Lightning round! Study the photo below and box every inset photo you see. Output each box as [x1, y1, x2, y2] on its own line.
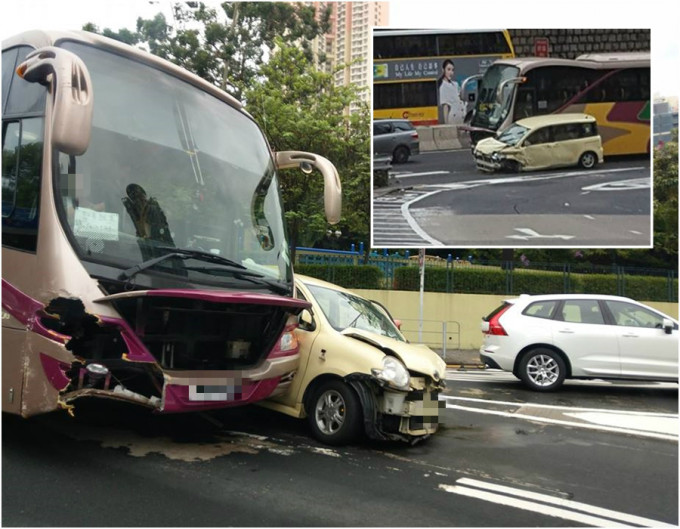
[372, 29, 652, 248]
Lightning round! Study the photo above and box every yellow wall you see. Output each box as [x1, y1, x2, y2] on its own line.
[352, 289, 679, 350]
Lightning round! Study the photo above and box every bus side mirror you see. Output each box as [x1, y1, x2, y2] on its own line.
[663, 318, 674, 334]
[17, 46, 93, 156]
[275, 151, 342, 224]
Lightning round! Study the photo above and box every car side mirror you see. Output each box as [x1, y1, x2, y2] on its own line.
[275, 151, 342, 224]
[662, 318, 674, 335]
[17, 46, 93, 155]
[299, 309, 316, 332]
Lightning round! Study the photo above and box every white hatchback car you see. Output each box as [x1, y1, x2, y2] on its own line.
[480, 294, 678, 391]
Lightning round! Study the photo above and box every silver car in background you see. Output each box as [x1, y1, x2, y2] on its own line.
[373, 119, 420, 164]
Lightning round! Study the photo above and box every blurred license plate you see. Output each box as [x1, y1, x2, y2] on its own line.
[189, 385, 241, 401]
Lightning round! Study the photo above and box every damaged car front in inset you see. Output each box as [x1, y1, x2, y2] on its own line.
[261, 275, 447, 445]
[473, 113, 604, 173]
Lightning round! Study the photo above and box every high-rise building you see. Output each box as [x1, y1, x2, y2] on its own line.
[307, 2, 389, 111]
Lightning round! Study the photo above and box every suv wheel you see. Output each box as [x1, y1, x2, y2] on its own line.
[578, 151, 597, 169]
[392, 146, 410, 164]
[519, 348, 566, 391]
[307, 380, 363, 445]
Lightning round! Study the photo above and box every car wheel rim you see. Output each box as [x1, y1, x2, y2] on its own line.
[527, 355, 559, 386]
[582, 154, 595, 168]
[315, 389, 346, 435]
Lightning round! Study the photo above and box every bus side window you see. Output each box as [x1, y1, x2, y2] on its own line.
[2, 118, 44, 252]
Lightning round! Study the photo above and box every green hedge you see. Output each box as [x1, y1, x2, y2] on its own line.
[392, 265, 677, 301]
[295, 264, 383, 289]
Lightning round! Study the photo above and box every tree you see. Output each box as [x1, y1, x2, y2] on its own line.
[84, 2, 330, 100]
[243, 41, 370, 258]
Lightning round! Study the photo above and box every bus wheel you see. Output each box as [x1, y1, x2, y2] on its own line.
[392, 146, 410, 164]
[579, 151, 597, 169]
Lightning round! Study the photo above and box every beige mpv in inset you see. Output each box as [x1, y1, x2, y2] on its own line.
[473, 113, 604, 173]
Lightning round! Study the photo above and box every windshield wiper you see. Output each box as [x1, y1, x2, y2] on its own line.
[155, 246, 248, 269]
[119, 248, 254, 282]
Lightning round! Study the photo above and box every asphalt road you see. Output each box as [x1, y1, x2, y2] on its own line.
[3, 372, 677, 527]
[373, 150, 652, 247]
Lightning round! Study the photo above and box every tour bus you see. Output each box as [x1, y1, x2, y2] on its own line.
[373, 29, 515, 125]
[1, 30, 342, 417]
[463, 52, 651, 155]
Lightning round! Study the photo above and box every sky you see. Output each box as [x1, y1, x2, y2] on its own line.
[0, 0, 677, 97]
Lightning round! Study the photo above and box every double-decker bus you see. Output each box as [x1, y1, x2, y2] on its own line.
[373, 29, 515, 125]
[464, 52, 651, 155]
[1, 30, 342, 417]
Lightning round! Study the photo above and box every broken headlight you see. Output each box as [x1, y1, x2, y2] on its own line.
[372, 356, 410, 391]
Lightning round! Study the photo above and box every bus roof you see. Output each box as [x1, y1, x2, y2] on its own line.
[2, 29, 243, 111]
[373, 28, 507, 37]
[490, 53, 649, 70]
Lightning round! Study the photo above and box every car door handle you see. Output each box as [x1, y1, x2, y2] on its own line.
[558, 329, 575, 334]
[622, 334, 639, 338]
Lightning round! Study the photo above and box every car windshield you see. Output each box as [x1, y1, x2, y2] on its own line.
[55, 42, 291, 291]
[497, 123, 529, 146]
[471, 63, 520, 130]
[306, 283, 405, 341]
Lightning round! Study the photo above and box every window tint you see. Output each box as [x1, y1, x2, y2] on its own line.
[524, 127, 551, 146]
[373, 122, 392, 135]
[605, 300, 673, 329]
[393, 121, 415, 132]
[581, 68, 650, 104]
[374, 81, 437, 110]
[558, 300, 605, 325]
[2, 48, 19, 113]
[2, 118, 44, 252]
[3, 46, 47, 117]
[374, 32, 512, 59]
[521, 66, 600, 115]
[523, 300, 558, 319]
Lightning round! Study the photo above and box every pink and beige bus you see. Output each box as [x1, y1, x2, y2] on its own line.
[463, 52, 651, 156]
[1, 30, 341, 417]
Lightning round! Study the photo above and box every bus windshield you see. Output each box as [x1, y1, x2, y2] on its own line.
[55, 42, 291, 291]
[471, 63, 520, 130]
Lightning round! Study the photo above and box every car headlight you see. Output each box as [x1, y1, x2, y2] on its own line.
[491, 152, 504, 161]
[371, 356, 410, 391]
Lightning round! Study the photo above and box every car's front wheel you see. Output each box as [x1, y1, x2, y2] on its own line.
[307, 380, 363, 445]
[518, 348, 566, 391]
[578, 151, 598, 169]
[392, 146, 410, 164]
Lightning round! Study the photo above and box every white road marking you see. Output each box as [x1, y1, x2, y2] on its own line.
[506, 227, 575, 240]
[441, 396, 678, 441]
[400, 190, 444, 246]
[394, 170, 450, 178]
[564, 411, 679, 436]
[582, 178, 651, 191]
[438, 478, 674, 528]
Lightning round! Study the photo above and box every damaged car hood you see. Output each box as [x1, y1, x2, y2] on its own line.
[474, 137, 512, 155]
[341, 328, 447, 380]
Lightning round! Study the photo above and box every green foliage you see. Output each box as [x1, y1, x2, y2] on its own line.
[653, 131, 678, 263]
[391, 264, 677, 301]
[244, 41, 370, 253]
[295, 264, 383, 289]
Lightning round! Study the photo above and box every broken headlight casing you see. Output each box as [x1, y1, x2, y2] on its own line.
[371, 356, 410, 391]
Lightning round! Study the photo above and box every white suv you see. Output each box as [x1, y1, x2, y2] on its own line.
[480, 294, 678, 391]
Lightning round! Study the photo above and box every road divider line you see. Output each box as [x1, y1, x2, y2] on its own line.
[440, 395, 678, 417]
[438, 484, 635, 527]
[400, 190, 444, 246]
[444, 403, 678, 442]
[394, 171, 450, 178]
[449, 478, 675, 528]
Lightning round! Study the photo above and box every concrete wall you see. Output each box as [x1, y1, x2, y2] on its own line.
[352, 289, 679, 350]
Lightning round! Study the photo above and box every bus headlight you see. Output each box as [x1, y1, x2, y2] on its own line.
[372, 356, 410, 391]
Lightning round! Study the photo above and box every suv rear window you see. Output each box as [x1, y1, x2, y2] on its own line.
[522, 300, 558, 319]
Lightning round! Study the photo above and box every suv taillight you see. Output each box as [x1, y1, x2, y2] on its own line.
[484, 303, 511, 336]
[411, 132, 419, 139]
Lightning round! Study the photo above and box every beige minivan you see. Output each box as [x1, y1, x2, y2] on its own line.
[261, 275, 447, 445]
[473, 113, 604, 173]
